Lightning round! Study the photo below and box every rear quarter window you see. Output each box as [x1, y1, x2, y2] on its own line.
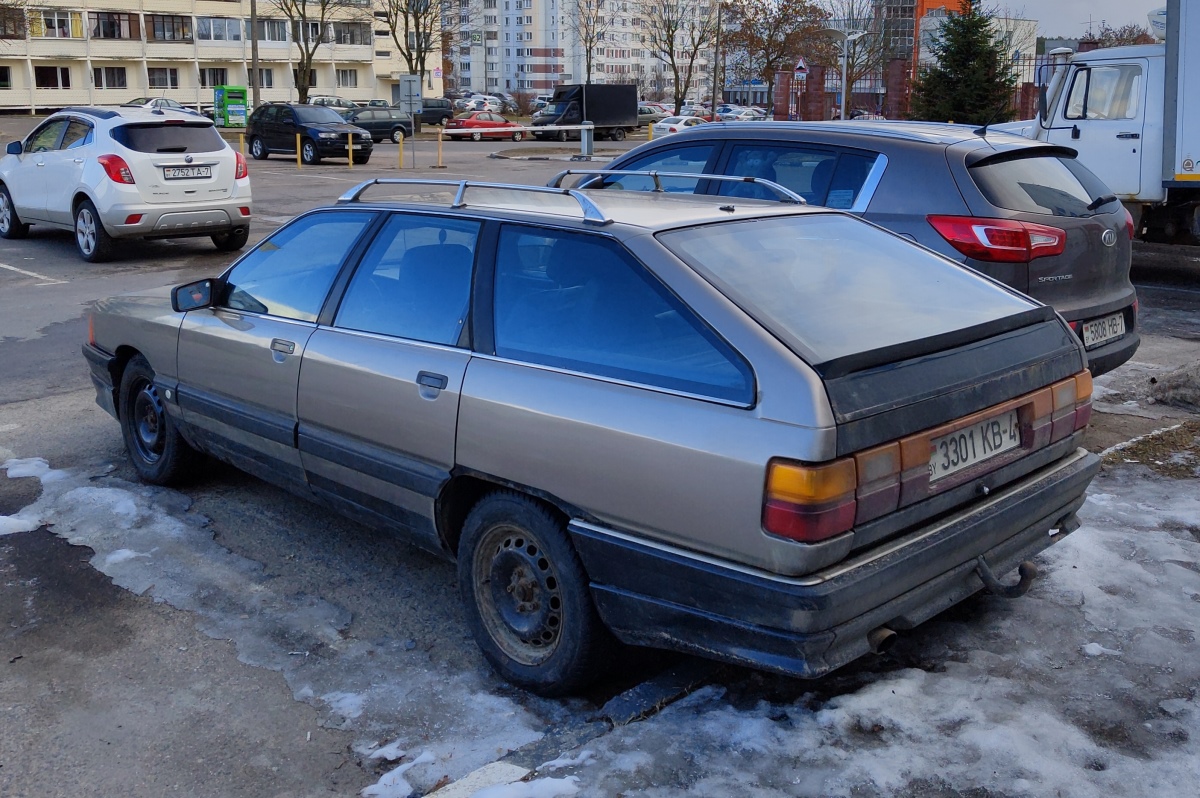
[970, 154, 1111, 217]
[111, 123, 226, 153]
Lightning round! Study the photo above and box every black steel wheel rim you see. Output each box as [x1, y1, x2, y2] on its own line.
[130, 378, 165, 464]
[474, 525, 562, 666]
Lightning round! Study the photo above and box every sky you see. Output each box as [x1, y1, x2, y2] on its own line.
[1004, 1, 1165, 38]
[3, 418, 1200, 796]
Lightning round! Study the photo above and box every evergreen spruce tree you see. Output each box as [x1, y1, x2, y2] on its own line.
[909, 1, 1017, 124]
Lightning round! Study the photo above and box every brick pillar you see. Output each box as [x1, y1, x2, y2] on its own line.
[802, 65, 825, 120]
[773, 72, 792, 120]
[885, 58, 909, 120]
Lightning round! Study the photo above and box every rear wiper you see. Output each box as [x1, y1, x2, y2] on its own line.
[156, 146, 188, 153]
[1087, 193, 1117, 211]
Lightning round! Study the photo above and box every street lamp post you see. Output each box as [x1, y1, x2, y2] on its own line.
[823, 28, 866, 120]
[710, 3, 724, 119]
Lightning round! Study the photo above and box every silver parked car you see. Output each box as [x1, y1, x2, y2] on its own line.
[84, 179, 1100, 695]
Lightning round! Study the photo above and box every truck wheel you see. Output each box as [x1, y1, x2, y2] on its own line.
[458, 491, 614, 696]
[611, 128, 626, 142]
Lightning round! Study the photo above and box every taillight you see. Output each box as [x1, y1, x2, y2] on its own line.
[97, 154, 135, 184]
[927, 215, 1066, 263]
[235, 151, 248, 180]
[1123, 207, 1135, 239]
[763, 459, 857, 543]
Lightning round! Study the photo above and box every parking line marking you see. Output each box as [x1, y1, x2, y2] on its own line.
[0, 263, 67, 285]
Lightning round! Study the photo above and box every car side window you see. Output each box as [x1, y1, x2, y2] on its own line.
[60, 120, 93, 150]
[258, 106, 278, 124]
[220, 211, 376, 322]
[493, 226, 754, 403]
[335, 214, 479, 345]
[25, 120, 68, 153]
[598, 144, 716, 192]
[716, 145, 837, 203]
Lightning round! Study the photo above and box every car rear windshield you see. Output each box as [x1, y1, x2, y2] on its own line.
[970, 153, 1116, 216]
[112, 123, 225, 153]
[657, 214, 1039, 367]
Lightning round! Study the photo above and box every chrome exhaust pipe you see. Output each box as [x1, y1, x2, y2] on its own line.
[867, 626, 897, 655]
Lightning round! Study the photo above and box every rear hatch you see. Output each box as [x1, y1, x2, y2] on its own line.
[111, 120, 236, 205]
[951, 146, 1135, 323]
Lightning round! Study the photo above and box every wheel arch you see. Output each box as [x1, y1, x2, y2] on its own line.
[108, 345, 145, 419]
[436, 471, 576, 560]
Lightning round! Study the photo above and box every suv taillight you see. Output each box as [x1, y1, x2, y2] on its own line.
[97, 154, 135, 185]
[927, 215, 1066, 263]
[235, 151, 248, 180]
[1123, 206, 1135, 239]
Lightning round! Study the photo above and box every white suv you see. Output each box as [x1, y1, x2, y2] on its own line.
[0, 106, 251, 262]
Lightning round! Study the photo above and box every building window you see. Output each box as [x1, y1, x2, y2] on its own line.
[34, 65, 71, 88]
[93, 66, 127, 89]
[337, 68, 358, 88]
[147, 67, 179, 89]
[147, 15, 192, 42]
[256, 68, 274, 88]
[198, 17, 242, 41]
[333, 21, 371, 44]
[0, 66, 12, 88]
[250, 19, 289, 42]
[35, 10, 82, 38]
[89, 12, 138, 40]
[0, 8, 24, 40]
[292, 69, 317, 87]
[199, 68, 228, 88]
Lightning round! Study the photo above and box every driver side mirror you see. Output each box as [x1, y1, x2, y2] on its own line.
[6, 141, 21, 155]
[172, 279, 215, 312]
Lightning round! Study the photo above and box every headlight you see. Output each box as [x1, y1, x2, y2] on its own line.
[318, 132, 339, 139]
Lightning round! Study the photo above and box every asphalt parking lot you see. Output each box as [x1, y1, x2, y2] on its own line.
[1, 112, 1199, 797]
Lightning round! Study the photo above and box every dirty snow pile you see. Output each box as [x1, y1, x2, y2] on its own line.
[3, 456, 1198, 797]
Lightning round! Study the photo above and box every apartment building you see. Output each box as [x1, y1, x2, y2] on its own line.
[0, 1, 442, 112]
[445, 0, 714, 100]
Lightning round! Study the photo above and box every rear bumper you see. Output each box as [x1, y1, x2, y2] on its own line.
[98, 196, 252, 239]
[570, 445, 1099, 679]
[1084, 331, 1140, 377]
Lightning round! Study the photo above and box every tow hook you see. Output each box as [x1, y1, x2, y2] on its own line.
[975, 556, 1038, 599]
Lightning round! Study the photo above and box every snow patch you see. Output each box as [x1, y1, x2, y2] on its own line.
[361, 751, 435, 798]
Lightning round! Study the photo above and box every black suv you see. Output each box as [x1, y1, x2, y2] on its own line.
[592, 121, 1139, 376]
[246, 103, 372, 165]
[414, 97, 454, 126]
[340, 107, 413, 143]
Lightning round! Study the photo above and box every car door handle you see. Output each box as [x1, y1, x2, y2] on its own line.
[416, 371, 448, 390]
[1115, 132, 1140, 139]
[270, 338, 296, 355]
[35, 161, 45, 167]
[73, 158, 85, 163]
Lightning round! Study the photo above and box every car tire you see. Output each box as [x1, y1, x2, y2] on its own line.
[471, 131, 483, 142]
[439, 115, 450, 126]
[556, 130, 568, 143]
[211, 226, 249, 252]
[511, 130, 524, 142]
[119, 355, 200, 486]
[391, 128, 405, 144]
[611, 127, 626, 142]
[0, 184, 30, 239]
[458, 490, 614, 696]
[249, 136, 269, 160]
[74, 199, 114, 263]
[300, 138, 320, 165]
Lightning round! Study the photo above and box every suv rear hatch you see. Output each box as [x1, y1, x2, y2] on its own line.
[110, 120, 236, 205]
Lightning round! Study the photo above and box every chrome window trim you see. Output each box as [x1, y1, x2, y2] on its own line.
[849, 152, 888, 214]
[469, 351, 756, 410]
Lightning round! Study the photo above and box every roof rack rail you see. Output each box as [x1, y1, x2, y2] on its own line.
[60, 106, 120, 120]
[336, 179, 612, 225]
[546, 169, 807, 204]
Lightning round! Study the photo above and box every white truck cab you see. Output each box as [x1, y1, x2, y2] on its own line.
[1001, 0, 1198, 243]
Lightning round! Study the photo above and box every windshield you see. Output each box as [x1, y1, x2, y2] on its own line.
[544, 101, 574, 115]
[295, 106, 345, 124]
[657, 215, 1038, 365]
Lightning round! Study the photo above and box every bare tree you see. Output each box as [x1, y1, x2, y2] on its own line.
[818, 0, 890, 109]
[566, 0, 611, 84]
[638, 0, 717, 114]
[724, 0, 828, 112]
[382, 0, 444, 83]
[1091, 21, 1155, 47]
[269, 0, 367, 103]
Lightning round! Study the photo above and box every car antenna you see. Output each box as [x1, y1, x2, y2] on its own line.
[973, 100, 1010, 137]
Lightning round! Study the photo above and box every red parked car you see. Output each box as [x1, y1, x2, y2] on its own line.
[445, 111, 525, 141]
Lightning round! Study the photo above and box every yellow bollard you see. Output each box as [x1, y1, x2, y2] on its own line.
[238, 133, 245, 157]
[397, 131, 404, 170]
[295, 133, 302, 169]
[432, 126, 446, 169]
[648, 124, 654, 141]
[348, 132, 353, 169]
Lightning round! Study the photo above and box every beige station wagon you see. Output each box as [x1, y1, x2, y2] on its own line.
[84, 179, 1101, 695]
